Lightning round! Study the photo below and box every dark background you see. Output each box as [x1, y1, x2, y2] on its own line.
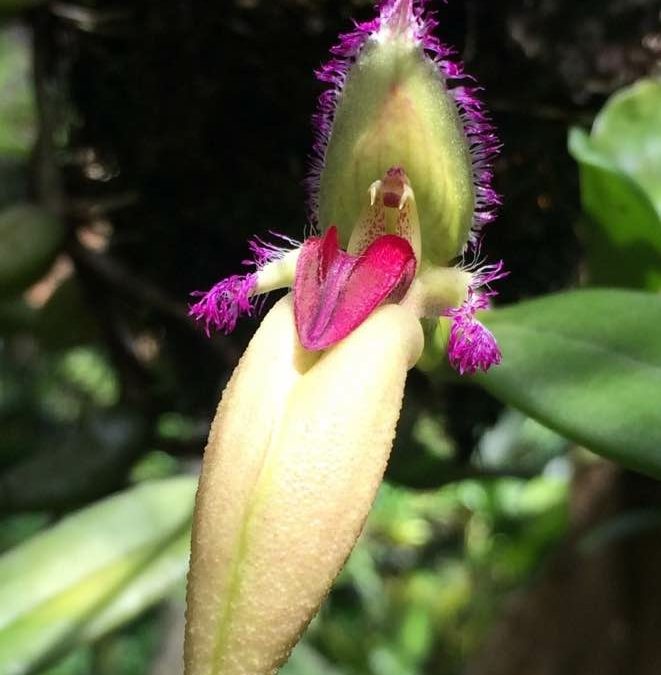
[32, 0, 658, 417]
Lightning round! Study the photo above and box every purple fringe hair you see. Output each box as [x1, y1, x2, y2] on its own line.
[307, 0, 501, 247]
[189, 232, 300, 336]
[441, 258, 509, 374]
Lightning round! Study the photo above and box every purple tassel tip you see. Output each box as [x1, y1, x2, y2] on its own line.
[189, 274, 257, 337]
[442, 259, 508, 374]
[447, 311, 502, 375]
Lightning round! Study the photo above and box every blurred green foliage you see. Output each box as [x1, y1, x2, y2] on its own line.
[569, 79, 661, 290]
[0, 478, 195, 675]
[0, 24, 35, 157]
[0, 205, 65, 299]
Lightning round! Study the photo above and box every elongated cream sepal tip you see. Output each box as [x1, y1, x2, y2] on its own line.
[185, 296, 318, 675]
[185, 296, 423, 675]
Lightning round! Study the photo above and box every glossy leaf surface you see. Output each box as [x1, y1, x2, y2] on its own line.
[478, 290, 661, 477]
[0, 477, 196, 675]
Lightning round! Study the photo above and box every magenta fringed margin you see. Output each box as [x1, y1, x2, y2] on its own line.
[307, 0, 501, 247]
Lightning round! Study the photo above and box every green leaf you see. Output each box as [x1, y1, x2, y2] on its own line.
[80, 528, 191, 643]
[0, 25, 36, 156]
[477, 290, 661, 478]
[569, 79, 661, 290]
[0, 477, 197, 675]
[590, 79, 661, 214]
[0, 204, 65, 299]
[569, 128, 661, 289]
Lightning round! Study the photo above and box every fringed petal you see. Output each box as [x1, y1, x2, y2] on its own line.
[442, 258, 508, 374]
[190, 232, 301, 336]
[189, 274, 258, 337]
[444, 293, 502, 375]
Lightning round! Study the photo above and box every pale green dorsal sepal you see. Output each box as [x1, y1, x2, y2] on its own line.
[318, 33, 474, 265]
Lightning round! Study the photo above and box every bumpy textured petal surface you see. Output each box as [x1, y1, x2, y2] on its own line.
[185, 296, 317, 675]
[185, 296, 423, 675]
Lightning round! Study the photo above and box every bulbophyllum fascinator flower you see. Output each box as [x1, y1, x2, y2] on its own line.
[185, 2, 507, 674]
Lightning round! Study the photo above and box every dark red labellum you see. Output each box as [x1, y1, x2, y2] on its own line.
[293, 226, 416, 351]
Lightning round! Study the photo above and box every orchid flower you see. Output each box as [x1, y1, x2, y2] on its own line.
[185, 2, 506, 674]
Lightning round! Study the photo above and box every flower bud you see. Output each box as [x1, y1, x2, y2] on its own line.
[185, 296, 423, 675]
